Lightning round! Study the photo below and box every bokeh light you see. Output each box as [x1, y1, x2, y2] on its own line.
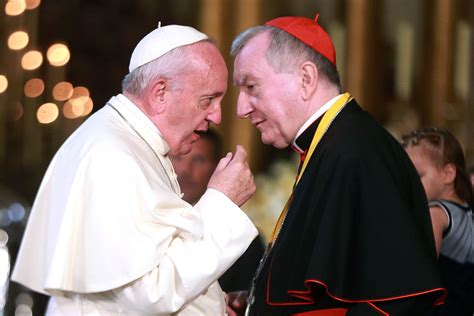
[63, 100, 76, 119]
[21, 50, 43, 70]
[63, 99, 81, 119]
[52, 81, 73, 101]
[0, 75, 7, 94]
[8, 31, 29, 50]
[24, 78, 44, 98]
[71, 86, 90, 98]
[8, 202, 26, 222]
[70, 97, 88, 117]
[37, 102, 58, 124]
[63, 96, 94, 118]
[25, 0, 40, 10]
[81, 97, 94, 116]
[64, 86, 93, 118]
[47, 43, 70, 67]
[5, 0, 26, 16]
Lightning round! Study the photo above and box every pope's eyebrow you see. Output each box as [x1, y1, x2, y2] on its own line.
[234, 75, 249, 86]
[201, 91, 224, 99]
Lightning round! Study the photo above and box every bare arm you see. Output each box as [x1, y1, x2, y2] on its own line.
[429, 205, 449, 256]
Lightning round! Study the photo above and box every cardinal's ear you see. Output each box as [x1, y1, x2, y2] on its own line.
[299, 61, 318, 100]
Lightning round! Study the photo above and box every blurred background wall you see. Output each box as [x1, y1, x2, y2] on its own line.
[0, 0, 473, 314]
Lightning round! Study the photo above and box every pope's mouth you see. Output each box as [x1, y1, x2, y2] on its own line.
[190, 132, 200, 142]
[194, 128, 208, 136]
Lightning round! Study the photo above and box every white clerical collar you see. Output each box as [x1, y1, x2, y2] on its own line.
[107, 93, 170, 155]
[292, 94, 343, 153]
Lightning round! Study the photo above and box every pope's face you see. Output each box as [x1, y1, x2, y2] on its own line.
[233, 32, 301, 149]
[166, 43, 228, 155]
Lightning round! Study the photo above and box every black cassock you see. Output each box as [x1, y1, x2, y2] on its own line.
[249, 99, 446, 315]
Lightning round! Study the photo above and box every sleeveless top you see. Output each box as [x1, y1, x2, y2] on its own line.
[429, 199, 474, 263]
[429, 199, 474, 315]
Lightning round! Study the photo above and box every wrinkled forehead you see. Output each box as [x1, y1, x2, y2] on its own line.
[184, 43, 228, 83]
[190, 42, 226, 69]
[233, 35, 271, 85]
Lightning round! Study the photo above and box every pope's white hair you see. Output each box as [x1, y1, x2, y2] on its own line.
[122, 39, 213, 97]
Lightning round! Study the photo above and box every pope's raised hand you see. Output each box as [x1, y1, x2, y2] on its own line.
[208, 145, 256, 206]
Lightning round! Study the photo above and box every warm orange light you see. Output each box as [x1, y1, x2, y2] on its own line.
[52, 81, 73, 101]
[47, 43, 70, 67]
[25, 0, 40, 10]
[37, 103, 59, 124]
[64, 95, 92, 118]
[24, 78, 44, 97]
[8, 31, 29, 50]
[72, 96, 91, 116]
[71, 86, 89, 98]
[81, 97, 94, 116]
[63, 100, 80, 119]
[65, 85, 93, 118]
[5, 0, 26, 16]
[0, 75, 7, 94]
[21, 50, 43, 70]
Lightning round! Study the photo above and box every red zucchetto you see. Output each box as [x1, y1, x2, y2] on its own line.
[265, 14, 336, 67]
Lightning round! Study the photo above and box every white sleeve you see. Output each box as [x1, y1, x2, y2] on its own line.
[111, 189, 258, 314]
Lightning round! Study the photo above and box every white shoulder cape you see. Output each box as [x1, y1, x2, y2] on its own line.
[12, 95, 257, 298]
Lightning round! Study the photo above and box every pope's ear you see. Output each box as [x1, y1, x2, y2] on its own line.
[300, 61, 318, 100]
[147, 78, 167, 114]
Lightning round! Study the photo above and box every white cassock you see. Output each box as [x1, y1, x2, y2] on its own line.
[11, 94, 258, 315]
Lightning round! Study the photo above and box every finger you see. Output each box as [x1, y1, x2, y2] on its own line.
[215, 152, 233, 171]
[231, 145, 247, 163]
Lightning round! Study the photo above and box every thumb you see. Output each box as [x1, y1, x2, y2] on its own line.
[231, 145, 247, 163]
[214, 152, 233, 171]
